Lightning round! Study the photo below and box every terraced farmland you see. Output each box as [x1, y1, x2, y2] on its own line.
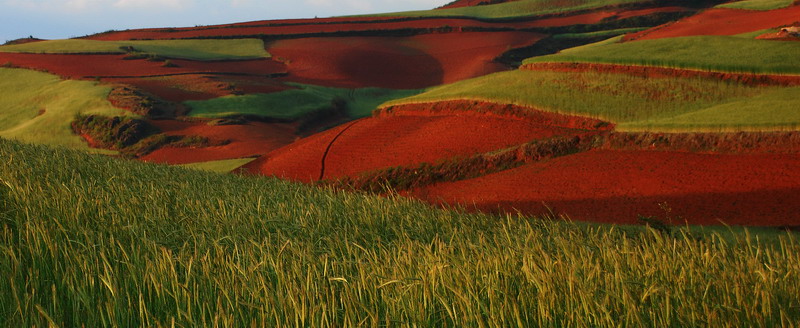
[2, 1, 800, 324]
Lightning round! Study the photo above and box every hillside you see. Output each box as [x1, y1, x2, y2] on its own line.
[1, 0, 799, 225]
[4, 0, 800, 325]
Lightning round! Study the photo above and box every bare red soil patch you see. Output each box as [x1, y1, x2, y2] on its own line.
[625, 6, 800, 41]
[523, 62, 800, 86]
[270, 31, 544, 88]
[380, 100, 612, 130]
[245, 108, 599, 182]
[240, 122, 353, 182]
[756, 30, 800, 41]
[409, 150, 800, 226]
[104, 75, 234, 102]
[103, 74, 291, 103]
[139, 120, 296, 164]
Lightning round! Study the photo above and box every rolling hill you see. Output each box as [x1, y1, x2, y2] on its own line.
[3, 0, 800, 325]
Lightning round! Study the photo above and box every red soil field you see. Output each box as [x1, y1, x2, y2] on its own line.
[84, 7, 682, 41]
[526, 7, 688, 28]
[379, 100, 613, 130]
[269, 31, 544, 88]
[0, 53, 286, 79]
[140, 120, 297, 165]
[103, 74, 292, 103]
[244, 111, 595, 182]
[409, 150, 800, 226]
[625, 6, 800, 41]
[522, 62, 800, 86]
[87, 19, 517, 40]
[103, 75, 236, 102]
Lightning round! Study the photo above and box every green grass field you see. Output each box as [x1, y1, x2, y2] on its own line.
[372, 0, 645, 19]
[523, 35, 800, 74]
[383, 69, 800, 131]
[0, 39, 269, 61]
[0, 68, 129, 152]
[1, 139, 799, 326]
[186, 84, 422, 120]
[551, 27, 648, 40]
[624, 86, 800, 131]
[715, 0, 795, 10]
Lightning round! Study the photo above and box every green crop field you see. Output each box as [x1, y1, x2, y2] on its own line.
[179, 157, 256, 173]
[0, 68, 129, 152]
[524, 35, 800, 74]
[186, 84, 422, 120]
[0, 39, 269, 61]
[623, 86, 800, 131]
[383, 69, 800, 131]
[551, 27, 648, 40]
[716, 0, 795, 10]
[1, 139, 799, 326]
[371, 0, 645, 19]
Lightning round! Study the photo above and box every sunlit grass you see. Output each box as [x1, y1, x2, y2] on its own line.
[0, 67, 128, 152]
[383, 69, 800, 129]
[1, 139, 799, 326]
[715, 0, 795, 10]
[178, 157, 256, 173]
[621, 86, 800, 131]
[524, 35, 800, 75]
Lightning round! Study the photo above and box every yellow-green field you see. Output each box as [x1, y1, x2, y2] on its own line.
[0, 39, 269, 61]
[0, 68, 129, 152]
[523, 35, 800, 75]
[382, 69, 800, 132]
[715, 0, 795, 10]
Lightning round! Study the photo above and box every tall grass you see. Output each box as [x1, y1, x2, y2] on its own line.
[524, 35, 800, 75]
[0, 39, 269, 61]
[0, 68, 129, 152]
[1, 139, 799, 326]
[382, 70, 792, 129]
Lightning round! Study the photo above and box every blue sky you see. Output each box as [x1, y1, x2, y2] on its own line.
[1, 0, 451, 43]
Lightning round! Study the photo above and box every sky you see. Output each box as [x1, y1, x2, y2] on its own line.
[0, 0, 452, 43]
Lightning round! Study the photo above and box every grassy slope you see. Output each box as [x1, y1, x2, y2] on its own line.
[382, 69, 800, 131]
[715, 0, 795, 10]
[0, 39, 269, 60]
[186, 84, 422, 120]
[1, 139, 799, 326]
[625, 86, 800, 131]
[552, 27, 648, 39]
[524, 36, 800, 74]
[373, 0, 644, 19]
[178, 157, 256, 173]
[0, 68, 128, 152]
